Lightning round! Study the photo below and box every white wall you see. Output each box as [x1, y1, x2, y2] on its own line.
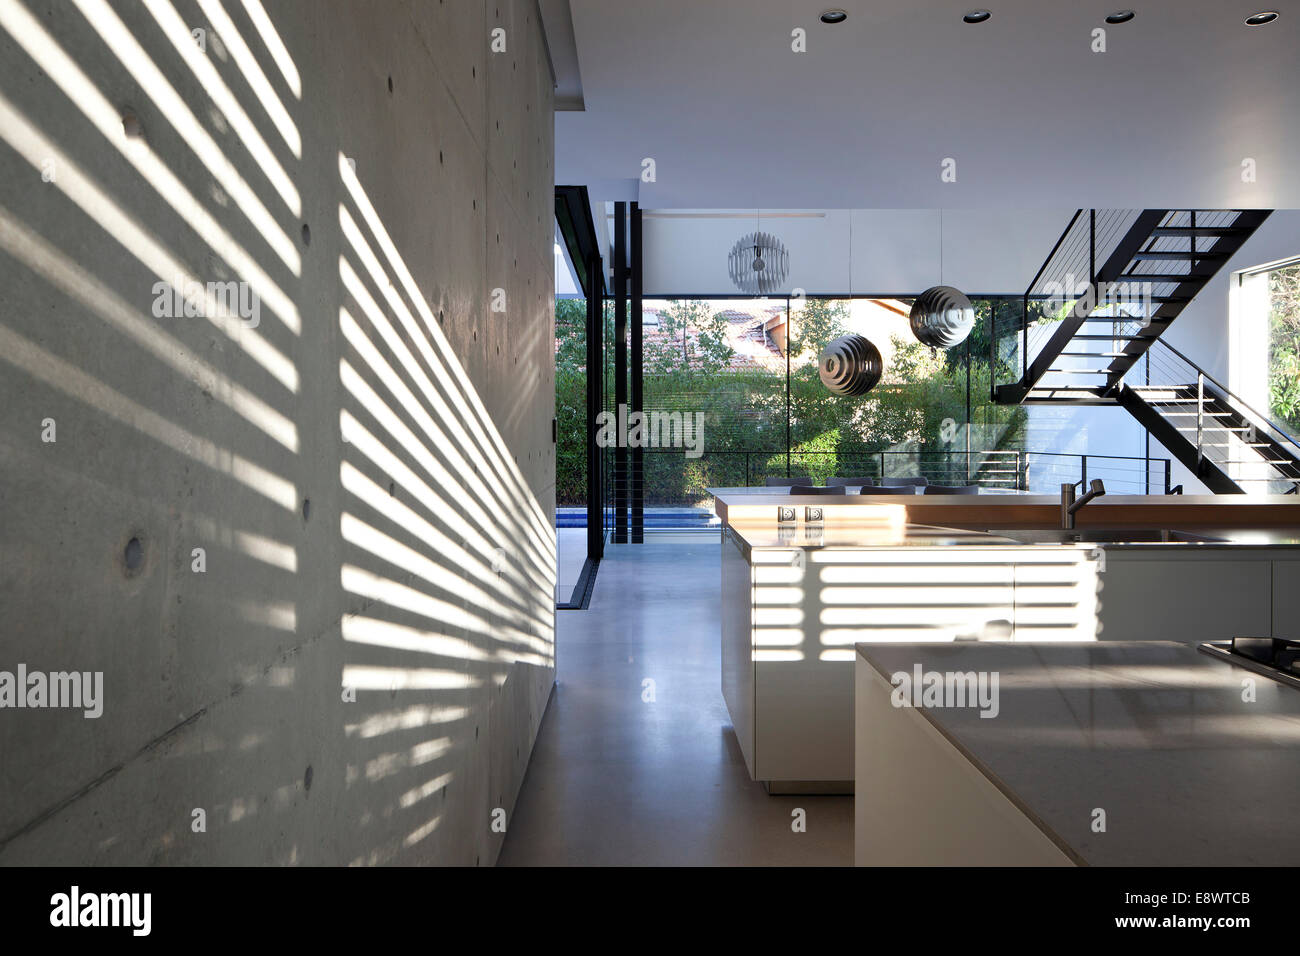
[1163, 211, 1300, 380]
[643, 208, 1072, 296]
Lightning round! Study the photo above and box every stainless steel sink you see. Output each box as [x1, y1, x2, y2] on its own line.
[1002, 529, 1228, 545]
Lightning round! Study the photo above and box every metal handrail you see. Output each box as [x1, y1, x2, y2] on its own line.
[1119, 336, 1300, 490]
[996, 209, 1146, 391]
[1021, 451, 1171, 495]
[1024, 210, 1085, 298]
[631, 446, 1171, 494]
[1143, 339, 1300, 456]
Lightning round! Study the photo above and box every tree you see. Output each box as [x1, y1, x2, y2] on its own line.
[649, 300, 733, 374]
[790, 298, 849, 358]
[551, 297, 1028, 506]
[1269, 265, 1300, 432]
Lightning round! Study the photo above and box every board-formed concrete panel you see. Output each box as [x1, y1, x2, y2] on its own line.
[0, 0, 555, 866]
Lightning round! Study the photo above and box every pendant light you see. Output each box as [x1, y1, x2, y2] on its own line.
[910, 210, 974, 349]
[728, 210, 789, 295]
[818, 211, 883, 396]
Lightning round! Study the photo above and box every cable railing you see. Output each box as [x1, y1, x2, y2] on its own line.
[993, 210, 1255, 398]
[1021, 451, 1171, 496]
[993, 209, 1144, 392]
[1023, 210, 1143, 377]
[615, 447, 1172, 510]
[1123, 337, 1300, 493]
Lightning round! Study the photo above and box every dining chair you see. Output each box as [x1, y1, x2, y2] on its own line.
[790, 485, 848, 496]
[765, 476, 812, 487]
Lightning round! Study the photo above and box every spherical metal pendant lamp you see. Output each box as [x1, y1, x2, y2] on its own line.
[818, 333, 883, 396]
[728, 231, 789, 295]
[909, 285, 975, 349]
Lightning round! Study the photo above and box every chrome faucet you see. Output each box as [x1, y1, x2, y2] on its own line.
[1061, 479, 1105, 530]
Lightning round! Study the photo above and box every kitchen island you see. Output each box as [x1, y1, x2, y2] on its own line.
[854, 640, 1300, 865]
[722, 518, 1099, 791]
[716, 490, 1300, 793]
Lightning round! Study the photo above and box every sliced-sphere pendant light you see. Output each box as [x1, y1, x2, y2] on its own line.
[818, 333, 883, 396]
[909, 285, 975, 349]
[728, 231, 789, 295]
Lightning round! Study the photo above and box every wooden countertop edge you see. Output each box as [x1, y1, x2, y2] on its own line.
[714, 494, 1300, 529]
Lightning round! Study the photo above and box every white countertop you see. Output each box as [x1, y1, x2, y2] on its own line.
[856, 641, 1300, 865]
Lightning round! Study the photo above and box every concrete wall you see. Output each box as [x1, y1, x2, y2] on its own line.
[0, 0, 556, 865]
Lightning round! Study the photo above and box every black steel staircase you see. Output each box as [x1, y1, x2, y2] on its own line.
[991, 208, 1300, 494]
[995, 209, 1271, 404]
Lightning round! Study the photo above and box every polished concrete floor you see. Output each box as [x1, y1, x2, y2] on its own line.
[500, 533, 852, 866]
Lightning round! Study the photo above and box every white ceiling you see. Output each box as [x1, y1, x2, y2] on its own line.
[557, 1, 1300, 209]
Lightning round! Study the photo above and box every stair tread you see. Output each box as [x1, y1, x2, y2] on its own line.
[1131, 251, 1227, 260]
[1149, 227, 1249, 237]
[1024, 388, 1107, 395]
[1117, 273, 1214, 282]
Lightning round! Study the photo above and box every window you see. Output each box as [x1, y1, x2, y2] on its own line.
[1232, 256, 1300, 438]
[1266, 263, 1300, 434]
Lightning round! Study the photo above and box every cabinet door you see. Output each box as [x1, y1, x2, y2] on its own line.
[1097, 555, 1272, 643]
[1273, 561, 1300, 641]
[1013, 548, 1101, 641]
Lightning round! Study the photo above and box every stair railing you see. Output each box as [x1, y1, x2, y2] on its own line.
[1196, 372, 1204, 466]
[1123, 338, 1300, 490]
[993, 209, 1151, 397]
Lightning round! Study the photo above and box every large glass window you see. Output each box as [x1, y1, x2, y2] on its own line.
[1267, 263, 1300, 434]
[642, 299, 786, 514]
[559, 296, 1030, 528]
[1231, 257, 1300, 444]
[786, 298, 1027, 487]
[554, 297, 587, 509]
[553, 296, 587, 600]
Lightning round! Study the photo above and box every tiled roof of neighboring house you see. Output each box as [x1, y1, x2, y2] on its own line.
[642, 305, 802, 373]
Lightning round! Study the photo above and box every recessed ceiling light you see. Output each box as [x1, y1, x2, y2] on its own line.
[963, 10, 991, 24]
[1105, 11, 1135, 24]
[1244, 11, 1278, 25]
[820, 9, 848, 24]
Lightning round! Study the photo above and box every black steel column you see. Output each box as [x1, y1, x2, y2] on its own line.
[630, 204, 644, 543]
[965, 332, 972, 483]
[585, 253, 604, 561]
[786, 298, 792, 479]
[613, 202, 628, 543]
